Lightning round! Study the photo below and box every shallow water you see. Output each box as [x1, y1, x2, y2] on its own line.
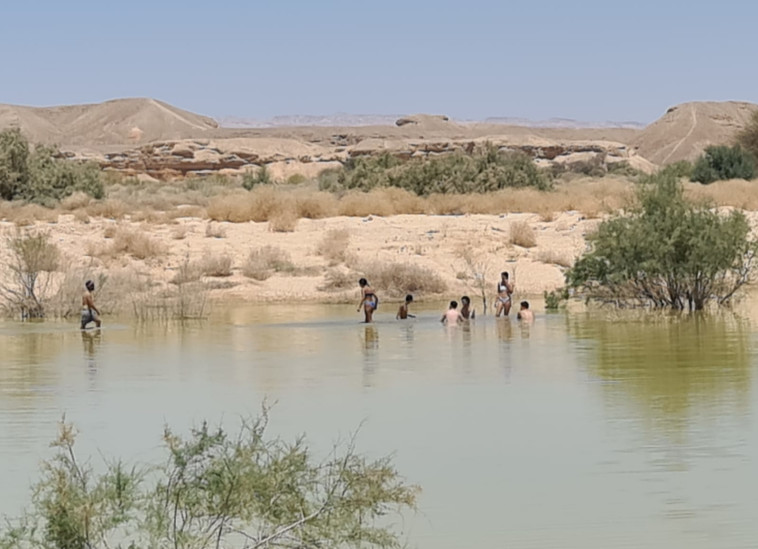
[1, 303, 758, 548]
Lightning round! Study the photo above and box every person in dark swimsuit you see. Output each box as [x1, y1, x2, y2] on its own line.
[460, 295, 475, 320]
[357, 278, 378, 323]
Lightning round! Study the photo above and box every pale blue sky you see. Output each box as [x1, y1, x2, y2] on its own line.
[1, 0, 755, 123]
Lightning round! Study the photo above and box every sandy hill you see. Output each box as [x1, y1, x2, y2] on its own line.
[632, 101, 758, 165]
[0, 98, 218, 148]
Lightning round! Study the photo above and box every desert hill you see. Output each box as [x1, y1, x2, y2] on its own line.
[631, 101, 758, 165]
[0, 98, 218, 148]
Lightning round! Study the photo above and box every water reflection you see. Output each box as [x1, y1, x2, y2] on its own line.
[360, 325, 379, 387]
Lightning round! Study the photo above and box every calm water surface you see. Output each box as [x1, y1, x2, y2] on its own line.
[1, 303, 758, 548]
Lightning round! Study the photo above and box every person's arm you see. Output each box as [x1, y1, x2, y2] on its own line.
[440, 313, 446, 323]
[471, 309, 476, 319]
[357, 290, 365, 312]
[396, 305, 402, 320]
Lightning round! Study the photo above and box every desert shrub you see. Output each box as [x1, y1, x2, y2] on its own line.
[243, 246, 295, 280]
[362, 262, 447, 297]
[295, 190, 338, 218]
[241, 164, 273, 190]
[0, 230, 60, 318]
[319, 144, 551, 195]
[0, 129, 104, 204]
[320, 268, 355, 291]
[736, 109, 758, 159]
[567, 171, 758, 310]
[110, 228, 165, 260]
[0, 412, 418, 549]
[691, 145, 755, 184]
[286, 173, 307, 185]
[537, 249, 573, 268]
[268, 208, 298, 232]
[509, 220, 537, 248]
[661, 160, 693, 179]
[544, 287, 569, 310]
[197, 253, 233, 277]
[316, 228, 350, 265]
[204, 221, 226, 238]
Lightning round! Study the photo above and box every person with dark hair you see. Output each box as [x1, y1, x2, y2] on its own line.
[517, 300, 534, 322]
[495, 271, 514, 317]
[460, 295, 475, 320]
[81, 280, 102, 330]
[396, 294, 415, 319]
[441, 300, 462, 325]
[357, 278, 378, 323]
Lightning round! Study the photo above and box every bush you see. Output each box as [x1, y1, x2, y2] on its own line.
[509, 220, 537, 248]
[361, 262, 447, 298]
[316, 228, 351, 265]
[0, 231, 60, 318]
[567, 172, 757, 310]
[243, 246, 295, 280]
[661, 160, 693, 179]
[690, 145, 755, 184]
[736, 109, 758, 159]
[0, 129, 104, 203]
[1, 412, 418, 549]
[241, 165, 273, 190]
[319, 144, 551, 195]
[544, 287, 569, 310]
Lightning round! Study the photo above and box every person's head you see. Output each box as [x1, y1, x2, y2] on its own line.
[449, 300, 458, 309]
[358, 278, 368, 287]
[85, 280, 95, 292]
[520, 301, 529, 310]
[405, 294, 413, 304]
[501, 271, 509, 280]
[461, 296, 470, 306]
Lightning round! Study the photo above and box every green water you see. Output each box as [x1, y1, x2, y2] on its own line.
[1, 303, 757, 548]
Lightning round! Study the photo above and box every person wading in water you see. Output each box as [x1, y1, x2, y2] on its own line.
[357, 278, 378, 323]
[81, 280, 102, 330]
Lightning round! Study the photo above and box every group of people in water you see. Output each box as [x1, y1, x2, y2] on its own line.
[358, 271, 534, 325]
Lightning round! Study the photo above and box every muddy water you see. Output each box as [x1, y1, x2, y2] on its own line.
[1, 303, 758, 548]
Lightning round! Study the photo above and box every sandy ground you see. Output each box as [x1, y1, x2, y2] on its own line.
[0, 212, 600, 307]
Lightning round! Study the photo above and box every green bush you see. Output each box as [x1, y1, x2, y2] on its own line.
[319, 144, 551, 195]
[242, 164, 273, 190]
[660, 159, 693, 179]
[0, 129, 103, 203]
[567, 171, 757, 310]
[544, 287, 569, 310]
[690, 145, 755, 184]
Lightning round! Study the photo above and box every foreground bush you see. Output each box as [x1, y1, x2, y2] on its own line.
[319, 144, 551, 195]
[0, 129, 104, 203]
[567, 172, 757, 310]
[0, 410, 418, 549]
[690, 145, 755, 184]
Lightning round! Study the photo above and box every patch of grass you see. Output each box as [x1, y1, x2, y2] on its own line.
[509, 220, 537, 248]
[359, 261, 447, 298]
[110, 228, 166, 260]
[268, 209, 298, 232]
[242, 246, 295, 281]
[198, 253, 233, 277]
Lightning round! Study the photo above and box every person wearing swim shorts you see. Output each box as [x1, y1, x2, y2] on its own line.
[357, 278, 378, 323]
[495, 271, 514, 317]
[81, 280, 102, 330]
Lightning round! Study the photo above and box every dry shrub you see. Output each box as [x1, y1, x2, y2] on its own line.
[207, 187, 297, 224]
[360, 261, 447, 298]
[198, 253, 233, 277]
[61, 191, 92, 211]
[72, 209, 90, 223]
[537, 249, 574, 268]
[684, 179, 758, 210]
[103, 225, 118, 239]
[205, 222, 227, 238]
[86, 199, 127, 220]
[268, 209, 298, 232]
[110, 228, 166, 260]
[295, 191, 338, 219]
[242, 246, 295, 281]
[316, 229, 350, 265]
[337, 189, 397, 217]
[319, 269, 355, 292]
[170, 257, 202, 285]
[0, 203, 60, 226]
[509, 220, 537, 248]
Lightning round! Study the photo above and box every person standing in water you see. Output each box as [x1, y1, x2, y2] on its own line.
[460, 296, 475, 320]
[441, 300, 463, 325]
[495, 271, 514, 317]
[81, 280, 102, 330]
[357, 278, 378, 323]
[396, 294, 415, 319]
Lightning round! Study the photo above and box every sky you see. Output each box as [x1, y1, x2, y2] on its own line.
[1, 0, 756, 123]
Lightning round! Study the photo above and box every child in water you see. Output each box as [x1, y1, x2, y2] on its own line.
[441, 300, 463, 325]
[517, 300, 534, 322]
[460, 296, 475, 320]
[396, 294, 415, 319]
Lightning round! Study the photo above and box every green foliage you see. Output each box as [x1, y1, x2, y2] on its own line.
[0, 129, 104, 203]
[544, 287, 569, 310]
[2, 409, 419, 549]
[319, 144, 551, 195]
[567, 172, 757, 310]
[690, 145, 755, 184]
[736, 109, 758, 159]
[242, 164, 273, 190]
[286, 173, 307, 185]
[660, 159, 693, 179]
